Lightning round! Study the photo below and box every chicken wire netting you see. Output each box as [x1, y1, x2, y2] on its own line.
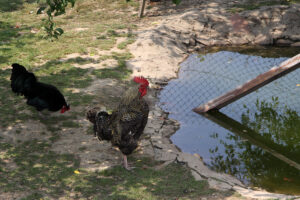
[158, 51, 300, 125]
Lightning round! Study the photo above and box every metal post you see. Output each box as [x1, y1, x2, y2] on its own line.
[139, 0, 146, 18]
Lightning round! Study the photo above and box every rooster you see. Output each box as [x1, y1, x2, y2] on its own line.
[87, 77, 149, 170]
[10, 63, 70, 113]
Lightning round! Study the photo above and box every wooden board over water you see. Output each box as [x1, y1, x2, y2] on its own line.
[194, 54, 300, 113]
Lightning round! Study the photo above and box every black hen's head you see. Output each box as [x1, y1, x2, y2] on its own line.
[11, 63, 27, 73]
[86, 107, 100, 124]
[10, 63, 28, 80]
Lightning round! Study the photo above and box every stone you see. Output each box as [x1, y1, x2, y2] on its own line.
[196, 38, 210, 46]
[153, 147, 177, 161]
[177, 153, 244, 187]
[229, 36, 249, 45]
[143, 127, 156, 135]
[193, 21, 205, 32]
[191, 170, 205, 181]
[152, 110, 162, 117]
[189, 38, 196, 46]
[291, 42, 300, 47]
[275, 39, 293, 46]
[233, 186, 299, 200]
[208, 178, 233, 191]
[254, 34, 273, 45]
[289, 34, 300, 41]
[159, 126, 177, 137]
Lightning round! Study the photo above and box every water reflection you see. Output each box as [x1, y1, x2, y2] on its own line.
[206, 100, 300, 194]
[158, 50, 300, 195]
[242, 98, 300, 154]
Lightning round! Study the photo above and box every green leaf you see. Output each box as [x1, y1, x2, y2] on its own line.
[46, 9, 52, 16]
[54, 28, 64, 35]
[37, 6, 46, 14]
[70, 0, 76, 7]
[172, 0, 181, 5]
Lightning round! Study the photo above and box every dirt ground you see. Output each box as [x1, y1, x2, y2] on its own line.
[1, 0, 300, 199]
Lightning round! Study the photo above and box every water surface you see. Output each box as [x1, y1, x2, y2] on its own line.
[158, 48, 300, 195]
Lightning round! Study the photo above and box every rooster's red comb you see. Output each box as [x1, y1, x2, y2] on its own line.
[133, 76, 149, 87]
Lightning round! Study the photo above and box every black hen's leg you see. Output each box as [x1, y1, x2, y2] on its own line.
[93, 124, 97, 137]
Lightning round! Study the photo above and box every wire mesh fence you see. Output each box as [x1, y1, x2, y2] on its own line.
[158, 51, 300, 125]
[156, 50, 300, 192]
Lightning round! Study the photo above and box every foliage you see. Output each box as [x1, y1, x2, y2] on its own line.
[33, 0, 182, 38]
[36, 0, 76, 39]
[172, 0, 182, 5]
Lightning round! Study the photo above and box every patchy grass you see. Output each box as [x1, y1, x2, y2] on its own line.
[118, 38, 136, 50]
[0, 69, 31, 128]
[62, 120, 80, 128]
[0, 0, 138, 129]
[0, 0, 139, 67]
[0, 64, 95, 129]
[0, 140, 80, 197]
[0, 140, 220, 199]
[92, 52, 133, 80]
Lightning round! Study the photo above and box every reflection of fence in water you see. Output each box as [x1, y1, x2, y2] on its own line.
[158, 52, 300, 125]
[158, 51, 300, 191]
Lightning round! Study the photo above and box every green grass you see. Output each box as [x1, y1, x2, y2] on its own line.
[62, 120, 80, 128]
[92, 52, 133, 80]
[0, 1, 232, 199]
[0, 140, 80, 197]
[0, 0, 139, 67]
[0, 64, 94, 128]
[118, 38, 136, 50]
[0, 139, 219, 199]
[0, 0, 139, 128]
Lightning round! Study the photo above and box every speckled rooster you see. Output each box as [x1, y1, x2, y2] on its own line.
[86, 77, 149, 170]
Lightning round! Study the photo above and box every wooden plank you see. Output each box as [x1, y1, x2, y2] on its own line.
[193, 54, 300, 113]
[201, 110, 300, 171]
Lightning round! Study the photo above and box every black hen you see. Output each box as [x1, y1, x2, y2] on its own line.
[10, 63, 70, 113]
[86, 77, 149, 170]
[87, 107, 113, 141]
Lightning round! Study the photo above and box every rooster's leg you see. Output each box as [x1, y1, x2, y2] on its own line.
[123, 155, 129, 169]
[123, 155, 135, 170]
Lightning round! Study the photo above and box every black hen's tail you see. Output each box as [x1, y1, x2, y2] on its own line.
[10, 63, 37, 97]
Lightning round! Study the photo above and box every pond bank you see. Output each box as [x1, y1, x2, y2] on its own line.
[128, 1, 300, 199]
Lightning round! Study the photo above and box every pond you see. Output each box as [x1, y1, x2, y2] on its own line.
[158, 47, 300, 195]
